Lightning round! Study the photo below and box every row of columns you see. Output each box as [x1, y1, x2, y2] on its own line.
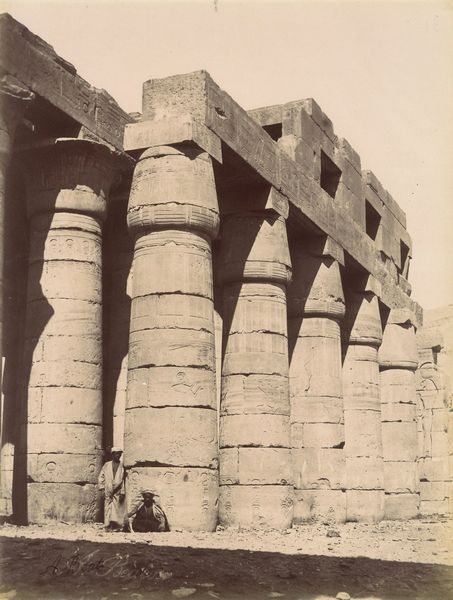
[2, 132, 424, 528]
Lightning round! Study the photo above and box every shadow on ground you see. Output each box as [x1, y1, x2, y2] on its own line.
[1, 535, 452, 600]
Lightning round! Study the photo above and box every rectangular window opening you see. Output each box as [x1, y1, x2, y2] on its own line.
[399, 240, 410, 276]
[365, 200, 381, 240]
[320, 150, 341, 198]
[263, 123, 282, 141]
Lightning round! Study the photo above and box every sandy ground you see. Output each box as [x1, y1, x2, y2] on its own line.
[0, 516, 452, 600]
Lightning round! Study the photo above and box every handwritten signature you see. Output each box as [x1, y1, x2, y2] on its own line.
[40, 549, 155, 579]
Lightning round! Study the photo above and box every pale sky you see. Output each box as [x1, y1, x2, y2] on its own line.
[2, 0, 452, 310]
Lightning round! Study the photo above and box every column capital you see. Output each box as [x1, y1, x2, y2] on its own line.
[20, 138, 131, 221]
[288, 242, 345, 319]
[128, 144, 219, 239]
[379, 318, 418, 371]
[344, 289, 383, 347]
[218, 211, 291, 286]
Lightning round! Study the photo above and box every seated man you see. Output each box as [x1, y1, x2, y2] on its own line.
[127, 490, 170, 532]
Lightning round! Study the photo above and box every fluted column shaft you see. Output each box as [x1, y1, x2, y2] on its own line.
[380, 310, 419, 519]
[343, 289, 384, 522]
[288, 243, 346, 523]
[124, 145, 219, 532]
[218, 207, 293, 530]
[19, 139, 119, 523]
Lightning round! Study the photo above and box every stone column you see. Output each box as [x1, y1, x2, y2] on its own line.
[124, 145, 219, 532]
[343, 280, 384, 522]
[218, 201, 293, 530]
[19, 138, 121, 523]
[0, 79, 33, 515]
[288, 238, 346, 523]
[380, 309, 419, 519]
[416, 342, 449, 515]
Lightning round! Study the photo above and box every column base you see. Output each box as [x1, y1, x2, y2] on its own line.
[293, 489, 346, 524]
[346, 489, 384, 522]
[27, 483, 99, 524]
[127, 466, 218, 532]
[384, 493, 420, 519]
[219, 484, 293, 530]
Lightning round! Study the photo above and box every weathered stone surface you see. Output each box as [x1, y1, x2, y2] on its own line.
[27, 483, 98, 524]
[382, 422, 418, 462]
[220, 374, 289, 416]
[127, 366, 216, 410]
[126, 467, 218, 532]
[125, 407, 217, 468]
[346, 490, 385, 523]
[384, 493, 419, 520]
[219, 448, 293, 485]
[27, 453, 102, 484]
[293, 448, 345, 490]
[294, 489, 347, 524]
[384, 462, 418, 493]
[346, 458, 385, 490]
[27, 423, 101, 455]
[219, 485, 293, 530]
[220, 414, 290, 449]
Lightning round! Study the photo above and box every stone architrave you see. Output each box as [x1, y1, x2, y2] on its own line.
[288, 238, 346, 523]
[380, 309, 420, 519]
[18, 138, 125, 523]
[218, 200, 294, 530]
[124, 144, 220, 532]
[0, 77, 33, 516]
[343, 283, 384, 522]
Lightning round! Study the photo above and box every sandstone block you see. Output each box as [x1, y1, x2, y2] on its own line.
[420, 499, 449, 516]
[418, 457, 449, 482]
[29, 359, 101, 389]
[382, 422, 418, 461]
[124, 407, 217, 468]
[220, 414, 290, 449]
[27, 423, 101, 454]
[130, 294, 214, 334]
[27, 453, 101, 484]
[219, 485, 293, 530]
[384, 493, 419, 520]
[28, 387, 102, 424]
[220, 447, 292, 485]
[27, 261, 102, 303]
[26, 299, 102, 338]
[293, 447, 345, 490]
[346, 490, 384, 523]
[419, 481, 447, 502]
[127, 366, 216, 410]
[290, 395, 343, 424]
[384, 461, 418, 493]
[127, 466, 218, 532]
[293, 489, 347, 524]
[221, 373, 289, 416]
[381, 402, 416, 423]
[132, 232, 213, 298]
[128, 329, 215, 370]
[346, 457, 384, 490]
[301, 423, 344, 448]
[344, 410, 383, 457]
[27, 482, 99, 523]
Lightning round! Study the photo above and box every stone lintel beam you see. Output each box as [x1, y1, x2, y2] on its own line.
[123, 115, 222, 164]
[141, 70, 414, 315]
[0, 14, 133, 150]
[305, 235, 345, 266]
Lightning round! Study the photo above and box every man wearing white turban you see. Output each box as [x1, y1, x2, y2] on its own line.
[97, 447, 126, 530]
